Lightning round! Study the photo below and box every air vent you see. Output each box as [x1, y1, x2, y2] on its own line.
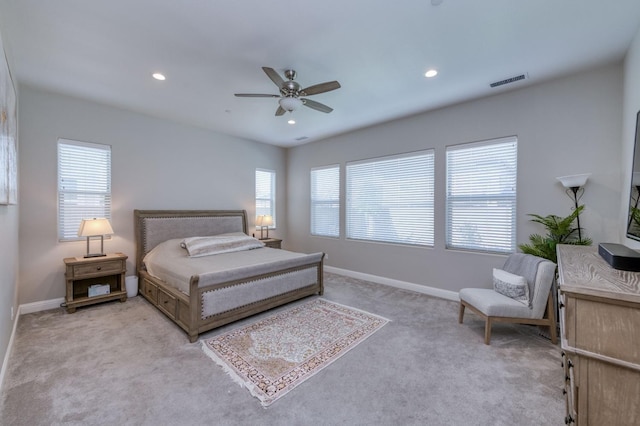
[490, 74, 527, 88]
[295, 136, 309, 141]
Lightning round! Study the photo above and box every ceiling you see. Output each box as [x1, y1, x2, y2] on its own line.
[1, 1, 640, 148]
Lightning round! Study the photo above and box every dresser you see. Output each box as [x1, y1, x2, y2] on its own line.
[557, 245, 640, 425]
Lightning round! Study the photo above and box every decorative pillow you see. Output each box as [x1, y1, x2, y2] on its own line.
[493, 268, 531, 307]
[181, 232, 264, 258]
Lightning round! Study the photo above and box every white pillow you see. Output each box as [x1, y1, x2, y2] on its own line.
[493, 268, 530, 307]
[181, 232, 264, 258]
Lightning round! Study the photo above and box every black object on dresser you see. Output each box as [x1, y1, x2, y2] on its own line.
[598, 243, 640, 271]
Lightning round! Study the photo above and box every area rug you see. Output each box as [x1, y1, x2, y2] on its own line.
[201, 298, 389, 407]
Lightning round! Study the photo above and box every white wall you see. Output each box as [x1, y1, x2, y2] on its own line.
[0, 27, 18, 382]
[287, 63, 623, 292]
[623, 25, 640, 248]
[18, 85, 287, 304]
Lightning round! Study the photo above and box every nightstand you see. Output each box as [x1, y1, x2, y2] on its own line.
[63, 252, 128, 313]
[261, 238, 282, 249]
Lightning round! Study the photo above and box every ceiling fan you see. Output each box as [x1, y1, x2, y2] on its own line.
[235, 67, 341, 116]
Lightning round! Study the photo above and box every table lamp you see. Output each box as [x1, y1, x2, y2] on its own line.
[256, 215, 273, 240]
[77, 218, 114, 258]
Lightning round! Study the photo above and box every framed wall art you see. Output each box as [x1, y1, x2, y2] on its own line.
[0, 33, 17, 205]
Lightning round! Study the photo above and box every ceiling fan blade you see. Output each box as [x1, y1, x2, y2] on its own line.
[262, 67, 285, 88]
[302, 98, 333, 113]
[234, 93, 280, 98]
[300, 81, 341, 96]
[275, 106, 286, 116]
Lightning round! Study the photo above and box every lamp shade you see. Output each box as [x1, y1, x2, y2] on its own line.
[279, 97, 302, 112]
[261, 215, 273, 227]
[556, 173, 591, 188]
[78, 218, 114, 237]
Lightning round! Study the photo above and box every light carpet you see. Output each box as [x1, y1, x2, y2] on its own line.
[202, 298, 389, 407]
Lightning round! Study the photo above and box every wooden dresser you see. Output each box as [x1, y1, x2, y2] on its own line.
[557, 245, 640, 425]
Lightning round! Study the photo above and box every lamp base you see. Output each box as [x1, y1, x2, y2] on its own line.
[84, 253, 107, 258]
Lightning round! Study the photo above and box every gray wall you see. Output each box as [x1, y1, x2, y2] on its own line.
[18, 85, 287, 304]
[0, 27, 18, 382]
[287, 63, 623, 292]
[623, 25, 640, 247]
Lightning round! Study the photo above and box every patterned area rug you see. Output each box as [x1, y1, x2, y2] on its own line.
[202, 298, 389, 407]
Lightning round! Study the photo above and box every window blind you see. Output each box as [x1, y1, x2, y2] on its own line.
[311, 165, 340, 237]
[58, 139, 112, 241]
[445, 136, 517, 253]
[346, 150, 434, 246]
[255, 169, 276, 227]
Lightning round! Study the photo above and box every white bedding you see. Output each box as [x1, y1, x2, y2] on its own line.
[143, 238, 320, 294]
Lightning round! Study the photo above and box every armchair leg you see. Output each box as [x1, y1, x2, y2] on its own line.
[484, 318, 492, 345]
[458, 302, 466, 324]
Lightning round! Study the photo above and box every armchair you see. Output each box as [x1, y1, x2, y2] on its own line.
[458, 253, 557, 345]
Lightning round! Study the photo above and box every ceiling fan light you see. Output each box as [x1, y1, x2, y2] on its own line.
[279, 97, 303, 112]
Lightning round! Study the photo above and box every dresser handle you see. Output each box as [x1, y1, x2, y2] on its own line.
[96, 266, 102, 271]
[559, 302, 564, 309]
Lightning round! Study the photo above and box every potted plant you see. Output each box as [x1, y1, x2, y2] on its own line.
[519, 205, 592, 263]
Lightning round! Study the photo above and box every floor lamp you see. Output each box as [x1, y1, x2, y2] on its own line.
[556, 174, 590, 242]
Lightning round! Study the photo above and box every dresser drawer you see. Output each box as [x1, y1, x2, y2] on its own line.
[571, 296, 640, 364]
[73, 260, 123, 277]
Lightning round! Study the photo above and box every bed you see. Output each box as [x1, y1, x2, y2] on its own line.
[134, 209, 325, 342]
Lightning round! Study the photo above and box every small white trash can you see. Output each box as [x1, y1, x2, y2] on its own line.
[125, 275, 139, 298]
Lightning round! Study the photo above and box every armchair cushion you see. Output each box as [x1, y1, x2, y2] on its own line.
[492, 268, 530, 307]
[459, 288, 538, 319]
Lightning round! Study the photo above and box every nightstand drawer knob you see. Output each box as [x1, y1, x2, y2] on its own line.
[96, 266, 102, 271]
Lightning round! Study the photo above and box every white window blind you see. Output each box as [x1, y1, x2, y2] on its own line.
[445, 136, 517, 254]
[346, 150, 434, 246]
[58, 139, 112, 241]
[311, 165, 340, 237]
[255, 169, 276, 227]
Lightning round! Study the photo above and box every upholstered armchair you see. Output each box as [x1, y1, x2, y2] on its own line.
[458, 253, 557, 345]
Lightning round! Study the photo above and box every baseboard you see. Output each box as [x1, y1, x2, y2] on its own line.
[325, 266, 460, 302]
[20, 297, 65, 315]
[0, 305, 21, 393]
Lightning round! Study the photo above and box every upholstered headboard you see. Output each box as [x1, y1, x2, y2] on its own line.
[134, 210, 248, 273]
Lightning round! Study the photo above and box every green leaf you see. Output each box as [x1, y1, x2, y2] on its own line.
[521, 205, 590, 262]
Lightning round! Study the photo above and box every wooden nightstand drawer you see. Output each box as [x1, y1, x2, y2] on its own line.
[261, 238, 282, 249]
[73, 260, 123, 277]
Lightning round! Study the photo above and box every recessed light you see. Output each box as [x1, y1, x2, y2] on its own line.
[425, 69, 438, 78]
[152, 73, 166, 81]
[288, 119, 296, 125]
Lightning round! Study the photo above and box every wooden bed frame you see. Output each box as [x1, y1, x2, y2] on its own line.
[134, 209, 324, 342]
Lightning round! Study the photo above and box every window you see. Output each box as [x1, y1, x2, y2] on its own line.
[58, 139, 112, 241]
[311, 165, 340, 237]
[346, 150, 434, 246]
[255, 168, 276, 227]
[445, 136, 517, 254]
